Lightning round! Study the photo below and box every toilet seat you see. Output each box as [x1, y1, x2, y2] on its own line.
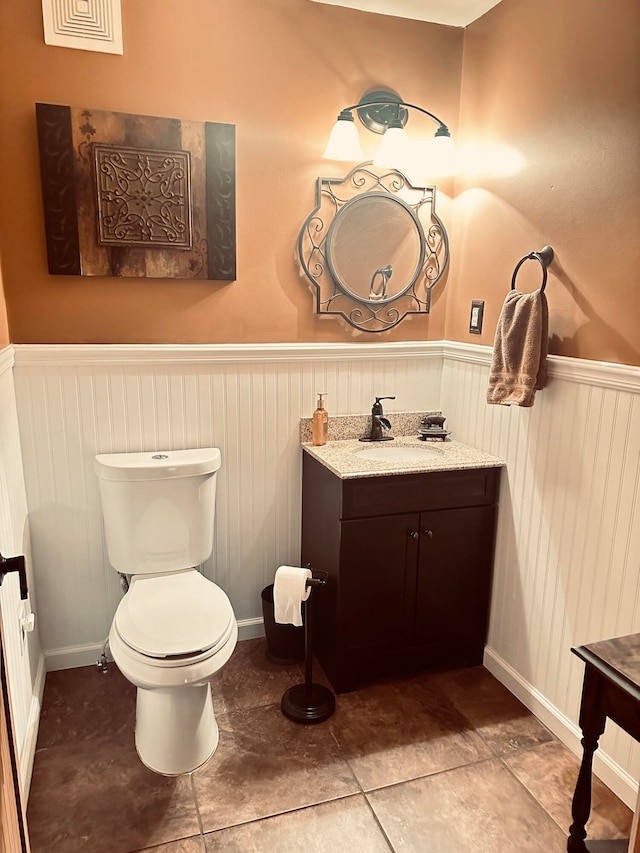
[109, 610, 238, 688]
[115, 569, 234, 659]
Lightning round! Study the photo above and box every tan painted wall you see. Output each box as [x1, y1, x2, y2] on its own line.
[0, 0, 462, 344]
[3, 1, 637, 360]
[448, 0, 640, 365]
[0, 258, 9, 349]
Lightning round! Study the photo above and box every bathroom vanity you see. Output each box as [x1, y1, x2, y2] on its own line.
[301, 437, 503, 693]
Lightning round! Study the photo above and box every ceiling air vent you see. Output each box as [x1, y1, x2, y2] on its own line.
[41, 0, 123, 54]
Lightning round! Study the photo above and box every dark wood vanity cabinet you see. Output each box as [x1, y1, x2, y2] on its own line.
[301, 452, 500, 693]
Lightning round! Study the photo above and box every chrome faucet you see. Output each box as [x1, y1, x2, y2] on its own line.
[360, 396, 395, 442]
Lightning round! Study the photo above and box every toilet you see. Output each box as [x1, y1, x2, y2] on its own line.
[94, 448, 237, 776]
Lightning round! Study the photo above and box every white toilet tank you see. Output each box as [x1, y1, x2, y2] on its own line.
[94, 448, 221, 575]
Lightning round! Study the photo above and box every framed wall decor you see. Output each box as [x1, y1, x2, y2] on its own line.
[297, 163, 448, 333]
[35, 103, 236, 280]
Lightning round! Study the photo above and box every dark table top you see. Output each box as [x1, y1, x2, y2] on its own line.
[573, 633, 640, 700]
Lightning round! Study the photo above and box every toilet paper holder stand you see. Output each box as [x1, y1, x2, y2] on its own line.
[281, 566, 336, 725]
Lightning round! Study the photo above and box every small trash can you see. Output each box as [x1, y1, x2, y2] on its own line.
[261, 584, 304, 665]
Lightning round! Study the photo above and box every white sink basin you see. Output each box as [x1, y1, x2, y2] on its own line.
[355, 444, 441, 463]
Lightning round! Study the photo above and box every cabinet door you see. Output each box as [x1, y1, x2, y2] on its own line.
[339, 513, 419, 652]
[414, 505, 495, 648]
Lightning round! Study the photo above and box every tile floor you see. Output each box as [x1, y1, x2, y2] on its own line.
[27, 638, 632, 852]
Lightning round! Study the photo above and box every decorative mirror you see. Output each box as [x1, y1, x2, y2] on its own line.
[298, 163, 448, 332]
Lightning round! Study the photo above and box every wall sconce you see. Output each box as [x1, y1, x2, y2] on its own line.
[323, 88, 457, 177]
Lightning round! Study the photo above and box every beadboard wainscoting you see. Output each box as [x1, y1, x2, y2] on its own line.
[12, 342, 442, 672]
[0, 347, 44, 797]
[9, 340, 640, 807]
[441, 341, 640, 807]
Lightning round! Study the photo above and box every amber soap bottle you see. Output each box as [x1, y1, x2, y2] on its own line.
[312, 392, 328, 446]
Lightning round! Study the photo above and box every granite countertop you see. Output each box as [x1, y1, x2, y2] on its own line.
[302, 435, 505, 480]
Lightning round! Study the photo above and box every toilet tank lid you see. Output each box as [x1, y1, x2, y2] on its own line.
[94, 448, 221, 481]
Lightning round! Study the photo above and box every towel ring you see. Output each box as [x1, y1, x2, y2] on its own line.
[511, 246, 554, 293]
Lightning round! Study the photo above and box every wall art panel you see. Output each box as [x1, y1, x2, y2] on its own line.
[35, 103, 236, 280]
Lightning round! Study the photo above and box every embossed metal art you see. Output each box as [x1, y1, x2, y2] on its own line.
[35, 103, 236, 279]
[93, 144, 192, 249]
[297, 164, 448, 333]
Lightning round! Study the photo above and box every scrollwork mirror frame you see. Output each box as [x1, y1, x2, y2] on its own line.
[297, 163, 449, 333]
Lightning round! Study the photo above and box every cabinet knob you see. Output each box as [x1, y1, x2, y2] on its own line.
[409, 530, 419, 541]
[423, 529, 433, 538]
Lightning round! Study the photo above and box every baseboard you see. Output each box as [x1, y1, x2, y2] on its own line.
[237, 617, 265, 640]
[45, 641, 109, 671]
[45, 618, 266, 672]
[484, 646, 637, 809]
[21, 651, 45, 800]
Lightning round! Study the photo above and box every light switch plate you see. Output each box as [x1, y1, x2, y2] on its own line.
[469, 300, 484, 334]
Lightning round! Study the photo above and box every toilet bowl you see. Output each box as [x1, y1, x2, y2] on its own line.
[109, 568, 237, 775]
[94, 448, 237, 776]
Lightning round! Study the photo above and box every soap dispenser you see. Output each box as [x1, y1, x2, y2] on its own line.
[312, 392, 328, 446]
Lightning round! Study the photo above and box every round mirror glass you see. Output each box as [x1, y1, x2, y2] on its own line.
[326, 194, 424, 304]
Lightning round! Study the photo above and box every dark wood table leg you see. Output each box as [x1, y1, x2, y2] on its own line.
[567, 668, 607, 852]
[567, 732, 603, 850]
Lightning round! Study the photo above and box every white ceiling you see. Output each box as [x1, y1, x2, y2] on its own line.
[309, 0, 503, 27]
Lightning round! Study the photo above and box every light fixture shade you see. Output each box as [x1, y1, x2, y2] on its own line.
[372, 121, 411, 170]
[407, 134, 459, 182]
[322, 112, 364, 161]
[430, 132, 459, 176]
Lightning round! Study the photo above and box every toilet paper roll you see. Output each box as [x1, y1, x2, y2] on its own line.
[273, 565, 312, 627]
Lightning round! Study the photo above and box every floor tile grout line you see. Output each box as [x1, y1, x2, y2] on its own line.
[323, 680, 503, 794]
[469, 721, 558, 763]
[498, 738, 633, 841]
[361, 751, 587, 853]
[362, 792, 397, 852]
[360, 754, 550, 853]
[129, 830, 203, 853]
[328, 725, 366, 797]
[420, 688, 555, 763]
[360, 753, 500, 797]
[196, 735, 500, 838]
[498, 753, 572, 840]
[326, 717, 495, 803]
[190, 770, 207, 841]
[196, 707, 366, 838]
[198, 791, 368, 840]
